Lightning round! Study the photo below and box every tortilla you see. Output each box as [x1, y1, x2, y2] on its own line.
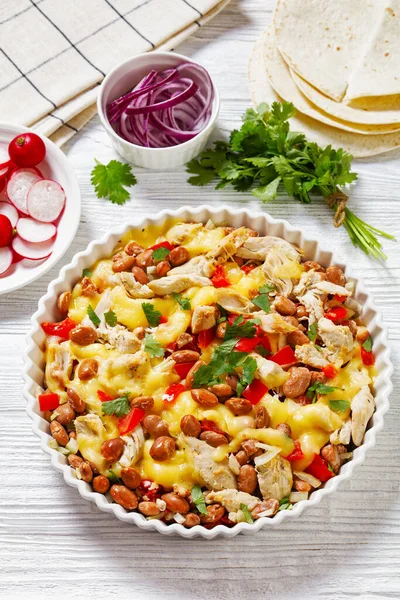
[262, 28, 400, 135]
[248, 36, 400, 158]
[291, 70, 400, 125]
[273, 0, 382, 101]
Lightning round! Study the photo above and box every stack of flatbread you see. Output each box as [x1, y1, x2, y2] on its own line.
[249, 0, 400, 157]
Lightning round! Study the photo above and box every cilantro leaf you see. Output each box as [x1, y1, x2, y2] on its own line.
[307, 382, 338, 399]
[87, 305, 100, 327]
[191, 484, 208, 515]
[104, 310, 117, 327]
[152, 247, 170, 262]
[256, 344, 270, 358]
[259, 283, 275, 294]
[186, 159, 217, 186]
[192, 338, 239, 388]
[224, 316, 260, 340]
[252, 294, 271, 313]
[329, 399, 350, 412]
[106, 469, 121, 484]
[192, 364, 219, 388]
[91, 159, 137, 205]
[82, 268, 92, 278]
[172, 292, 191, 311]
[307, 322, 318, 343]
[216, 303, 228, 323]
[252, 177, 281, 203]
[236, 356, 257, 397]
[144, 333, 165, 358]
[142, 303, 162, 327]
[362, 337, 372, 352]
[240, 503, 254, 524]
[102, 393, 131, 417]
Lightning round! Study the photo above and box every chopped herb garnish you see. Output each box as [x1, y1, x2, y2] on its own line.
[142, 302, 162, 327]
[104, 310, 117, 327]
[192, 338, 239, 388]
[102, 393, 131, 417]
[259, 283, 275, 294]
[252, 293, 271, 313]
[172, 292, 191, 311]
[87, 305, 100, 327]
[144, 333, 165, 358]
[329, 399, 350, 412]
[307, 322, 318, 343]
[216, 303, 228, 323]
[224, 315, 260, 340]
[152, 246, 171, 262]
[240, 503, 254, 524]
[107, 470, 121, 484]
[82, 268, 92, 278]
[191, 484, 208, 515]
[362, 337, 373, 352]
[236, 356, 258, 396]
[307, 382, 338, 399]
[256, 344, 270, 357]
[91, 158, 137, 205]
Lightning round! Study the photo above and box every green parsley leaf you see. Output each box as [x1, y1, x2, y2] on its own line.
[216, 303, 228, 323]
[102, 393, 131, 417]
[240, 503, 254, 524]
[152, 246, 170, 262]
[191, 484, 208, 515]
[253, 176, 281, 203]
[307, 322, 318, 343]
[172, 292, 191, 311]
[307, 382, 338, 399]
[224, 315, 260, 340]
[87, 305, 100, 327]
[259, 283, 275, 294]
[327, 463, 335, 474]
[144, 333, 165, 358]
[82, 268, 92, 278]
[104, 310, 117, 327]
[192, 338, 239, 388]
[329, 399, 350, 412]
[256, 344, 270, 358]
[142, 302, 162, 327]
[236, 356, 257, 396]
[91, 159, 137, 205]
[278, 496, 293, 511]
[362, 337, 373, 352]
[192, 364, 218, 388]
[252, 294, 271, 313]
[106, 470, 121, 484]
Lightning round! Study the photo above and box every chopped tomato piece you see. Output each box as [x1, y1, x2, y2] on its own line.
[241, 264, 256, 274]
[361, 346, 375, 366]
[198, 328, 214, 348]
[235, 337, 260, 352]
[211, 265, 230, 288]
[334, 294, 347, 303]
[270, 345, 296, 366]
[38, 392, 60, 411]
[324, 306, 347, 322]
[118, 407, 145, 435]
[322, 364, 337, 379]
[148, 240, 174, 251]
[41, 317, 76, 340]
[174, 362, 196, 379]
[159, 315, 168, 324]
[201, 419, 229, 438]
[306, 453, 334, 482]
[285, 441, 305, 461]
[242, 379, 268, 405]
[97, 390, 114, 402]
[140, 479, 163, 501]
[162, 382, 186, 403]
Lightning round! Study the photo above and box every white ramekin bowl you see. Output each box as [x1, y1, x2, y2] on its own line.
[97, 52, 220, 170]
[23, 206, 393, 539]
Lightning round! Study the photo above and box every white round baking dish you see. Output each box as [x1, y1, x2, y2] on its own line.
[23, 205, 393, 539]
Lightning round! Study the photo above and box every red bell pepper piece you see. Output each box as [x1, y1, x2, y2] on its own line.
[235, 337, 260, 352]
[201, 419, 229, 438]
[285, 440, 305, 461]
[241, 264, 256, 274]
[167, 341, 177, 352]
[211, 265, 231, 288]
[159, 315, 168, 324]
[118, 407, 145, 435]
[306, 453, 334, 482]
[256, 335, 271, 353]
[361, 346, 375, 366]
[324, 306, 347, 322]
[242, 379, 268, 405]
[174, 361, 196, 379]
[97, 390, 114, 402]
[270, 345, 296, 366]
[148, 240, 174, 251]
[334, 294, 347, 303]
[162, 382, 186, 403]
[140, 479, 163, 501]
[322, 364, 337, 379]
[41, 317, 76, 340]
[198, 328, 214, 349]
[38, 392, 60, 411]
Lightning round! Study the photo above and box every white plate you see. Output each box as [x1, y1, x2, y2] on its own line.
[0, 123, 81, 295]
[23, 205, 393, 538]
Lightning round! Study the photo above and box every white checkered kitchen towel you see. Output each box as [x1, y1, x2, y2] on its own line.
[0, 0, 231, 146]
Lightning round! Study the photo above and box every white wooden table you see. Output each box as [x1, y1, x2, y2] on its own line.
[2, 1, 400, 598]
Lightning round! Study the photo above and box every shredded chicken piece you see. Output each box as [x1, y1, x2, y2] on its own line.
[261, 242, 302, 298]
[97, 322, 142, 354]
[330, 418, 352, 445]
[295, 343, 330, 369]
[251, 354, 289, 388]
[118, 273, 155, 299]
[206, 489, 260, 512]
[148, 274, 211, 295]
[317, 317, 354, 367]
[215, 288, 257, 314]
[259, 313, 297, 334]
[351, 386, 375, 446]
[256, 455, 293, 501]
[117, 425, 145, 468]
[75, 413, 108, 472]
[202, 227, 250, 276]
[44, 341, 74, 390]
[165, 223, 203, 245]
[236, 236, 300, 262]
[191, 305, 218, 333]
[181, 436, 237, 491]
[167, 255, 208, 278]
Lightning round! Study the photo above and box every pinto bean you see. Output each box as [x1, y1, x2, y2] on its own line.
[69, 324, 97, 346]
[282, 366, 311, 398]
[326, 265, 346, 286]
[142, 415, 170, 437]
[356, 326, 370, 344]
[101, 438, 125, 463]
[77, 359, 98, 380]
[169, 246, 189, 266]
[294, 478, 312, 493]
[124, 241, 144, 256]
[208, 383, 233, 398]
[283, 316, 300, 328]
[199, 431, 229, 447]
[225, 397, 253, 415]
[156, 261, 171, 277]
[191, 388, 219, 407]
[57, 291, 71, 315]
[216, 322, 227, 339]
[50, 420, 69, 446]
[200, 504, 225, 524]
[255, 405, 270, 429]
[171, 350, 200, 364]
[112, 253, 136, 273]
[67, 388, 86, 413]
[110, 485, 138, 510]
[54, 402, 76, 425]
[225, 373, 239, 391]
[241, 439, 259, 457]
[287, 330, 310, 346]
[303, 261, 325, 272]
[133, 326, 146, 340]
[132, 266, 149, 285]
[135, 249, 153, 268]
[276, 423, 292, 437]
[130, 396, 154, 411]
[150, 436, 175, 461]
[273, 295, 296, 316]
[81, 277, 97, 297]
[321, 444, 341, 474]
[251, 499, 279, 519]
[180, 414, 201, 437]
[138, 501, 160, 516]
[77, 461, 93, 483]
[185, 360, 205, 389]
[161, 493, 190, 513]
[93, 475, 110, 494]
[295, 305, 309, 319]
[238, 464, 257, 494]
[235, 450, 249, 466]
[310, 371, 326, 384]
[183, 513, 201, 527]
[121, 467, 141, 489]
[67, 454, 83, 469]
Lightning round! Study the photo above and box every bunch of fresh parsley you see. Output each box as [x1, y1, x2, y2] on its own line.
[186, 101, 394, 260]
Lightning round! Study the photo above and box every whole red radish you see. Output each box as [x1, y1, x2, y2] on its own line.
[0, 214, 13, 247]
[8, 133, 46, 168]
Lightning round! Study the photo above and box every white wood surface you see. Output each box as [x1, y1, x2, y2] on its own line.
[1, 1, 400, 598]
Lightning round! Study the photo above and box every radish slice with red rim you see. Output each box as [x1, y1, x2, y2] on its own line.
[0, 201, 19, 227]
[27, 179, 65, 223]
[16, 218, 56, 243]
[7, 168, 42, 214]
[0, 246, 13, 275]
[12, 235, 54, 260]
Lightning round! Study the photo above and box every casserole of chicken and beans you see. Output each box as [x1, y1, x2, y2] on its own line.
[40, 221, 376, 527]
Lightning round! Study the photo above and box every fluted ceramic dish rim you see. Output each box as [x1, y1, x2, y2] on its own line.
[23, 205, 393, 538]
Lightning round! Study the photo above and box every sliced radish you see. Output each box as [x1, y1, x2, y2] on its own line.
[16, 217, 56, 243]
[0, 246, 13, 275]
[27, 179, 65, 223]
[12, 235, 54, 260]
[0, 201, 19, 227]
[7, 168, 42, 214]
